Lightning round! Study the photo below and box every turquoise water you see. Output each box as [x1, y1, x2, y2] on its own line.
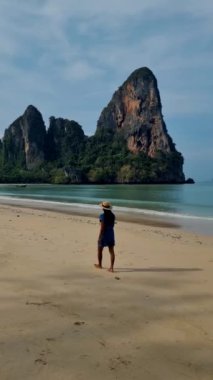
[0, 183, 213, 219]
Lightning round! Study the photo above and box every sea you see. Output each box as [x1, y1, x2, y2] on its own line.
[0, 183, 213, 235]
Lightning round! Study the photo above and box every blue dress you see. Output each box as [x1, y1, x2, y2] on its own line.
[98, 212, 115, 247]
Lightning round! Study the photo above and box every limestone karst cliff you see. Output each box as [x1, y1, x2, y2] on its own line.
[95, 67, 185, 183]
[97, 67, 176, 156]
[3, 105, 46, 170]
[0, 67, 186, 184]
[46, 116, 86, 163]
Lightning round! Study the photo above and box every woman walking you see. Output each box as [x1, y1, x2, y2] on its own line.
[94, 201, 115, 272]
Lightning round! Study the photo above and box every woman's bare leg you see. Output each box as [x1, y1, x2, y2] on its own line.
[94, 246, 103, 269]
[108, 246, 115, 272]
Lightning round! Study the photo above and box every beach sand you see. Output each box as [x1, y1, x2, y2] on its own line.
[0, 204, 213, 380]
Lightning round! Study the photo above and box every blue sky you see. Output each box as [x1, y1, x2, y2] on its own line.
[0, 0, 212, 181]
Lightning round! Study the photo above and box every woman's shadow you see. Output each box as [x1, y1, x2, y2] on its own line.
[115, 267, 202, 273]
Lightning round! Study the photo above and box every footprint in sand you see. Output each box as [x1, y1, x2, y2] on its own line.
[35, 348, 51, 366]
[109, 355, 132, 371]
[46, 337, 56, 342]
[74, 321, 85, 326]
[35, 358, 47, 366]
[99, 340, 106, 347]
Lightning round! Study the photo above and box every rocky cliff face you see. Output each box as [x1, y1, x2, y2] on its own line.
[46, 117, 86, 163]
[96, 67, 185, 182]
[97, 67, 176, 157]
[3, 105, 46, 169]
[3, 110, 86, 171]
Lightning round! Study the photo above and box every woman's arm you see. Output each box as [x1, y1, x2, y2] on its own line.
[98, 221, 105, 240]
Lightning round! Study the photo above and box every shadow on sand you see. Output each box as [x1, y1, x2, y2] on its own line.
[115, 267, 202, 273]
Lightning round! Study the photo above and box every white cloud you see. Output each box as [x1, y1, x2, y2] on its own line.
[37, 0, 212, 21]
[161, 90, 213, 117]
[0, 1, 213, 127]
[40, 0, 166, 18]
[63, 60, 103, 80]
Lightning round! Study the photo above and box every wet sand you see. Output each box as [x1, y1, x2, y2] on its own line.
[0, 204, 213, 380]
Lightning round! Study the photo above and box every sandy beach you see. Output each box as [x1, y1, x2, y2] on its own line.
[0, 204, 213, 380]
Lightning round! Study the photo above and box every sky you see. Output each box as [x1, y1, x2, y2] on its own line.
[0, 0, 213, 181]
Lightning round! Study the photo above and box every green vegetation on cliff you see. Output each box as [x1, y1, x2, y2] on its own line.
[0, 124, 184, 184]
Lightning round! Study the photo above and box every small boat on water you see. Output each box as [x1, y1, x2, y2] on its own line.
[16, 184, 27, 188]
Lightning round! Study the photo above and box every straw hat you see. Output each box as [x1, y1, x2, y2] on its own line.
[100, 201, 112, 210]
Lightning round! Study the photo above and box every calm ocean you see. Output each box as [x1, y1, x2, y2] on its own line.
[0, 183, 213, 235]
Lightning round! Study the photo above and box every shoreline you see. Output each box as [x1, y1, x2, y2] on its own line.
[0, 196, 184, 231]
[0, 195, 213, 236]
